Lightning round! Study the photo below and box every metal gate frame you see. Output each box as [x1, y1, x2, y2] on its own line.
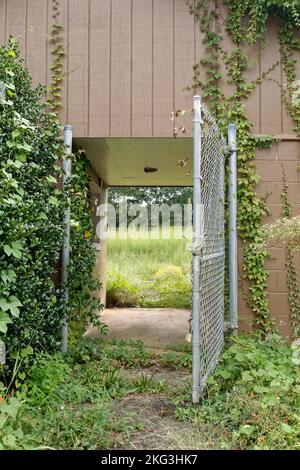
[192, 95, 238, 404]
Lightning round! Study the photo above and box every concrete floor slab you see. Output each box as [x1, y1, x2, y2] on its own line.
[87, 308, 191, 347]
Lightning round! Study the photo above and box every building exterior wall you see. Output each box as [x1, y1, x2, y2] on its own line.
[1, 1, 299, 138]
[0, 0, 197, 137]
[1, 0, 300, 335]
[239, 142, 300, 336]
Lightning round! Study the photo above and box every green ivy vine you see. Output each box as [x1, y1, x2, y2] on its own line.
[0, 1, 105, 384]
[279, 24, 300, 138]
[281, 168, 300, 339]
[189, 0, 300, 333]
[0, 39, 67, 369]
[47, 0, 65, 112]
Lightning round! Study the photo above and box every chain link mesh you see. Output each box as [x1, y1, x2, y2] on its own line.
[197, 105, 225, 394]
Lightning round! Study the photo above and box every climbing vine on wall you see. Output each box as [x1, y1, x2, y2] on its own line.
[47, 0, 65, 112]
[279, 24, 300, 138]
[281, 169, 300, 339]
[188, 0, 300, 333]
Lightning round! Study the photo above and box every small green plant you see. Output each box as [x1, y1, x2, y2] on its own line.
[66, 336, 102, 363]
[27, 353, 70, 405]
[131, 374, 166, 394]
[102, 339, 153, 368]
[160, 351, 192, 371]
[175, 333, 300, 449]
[0, 395, 40, 450]
[2, 345, 34, 394]
[165, 342, 192, 354]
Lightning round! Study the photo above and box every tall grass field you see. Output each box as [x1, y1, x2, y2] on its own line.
[107, 228, 192, 309]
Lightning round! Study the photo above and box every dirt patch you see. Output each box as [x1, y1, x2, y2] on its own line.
[87, 308, 190, 348]
[111, 365, 216, 450]
[112, 394, 213, 450]
[101, 339, 207, 449]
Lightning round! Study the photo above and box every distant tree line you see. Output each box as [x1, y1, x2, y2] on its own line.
[108, 187, 193, 227]
[108, 186, 192, 206]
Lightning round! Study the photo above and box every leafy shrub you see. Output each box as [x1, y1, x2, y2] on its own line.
[67, 151, 105, 344]
[175, 334, 300, 449]
[0, 39, 66, 363]
[65, 336, 103, 364]
[140, 266, 191, 309]
[0, 39, 103, 381]
[106, 273, 139, 307]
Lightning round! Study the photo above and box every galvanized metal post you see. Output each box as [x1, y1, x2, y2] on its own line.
[99, 184, 108, 307]
[228, 124, 238, 336]
[61, 124, 72, 353]
[0, 81, 6, 104]
[192, 95, 202, 404]
[0, 340, 6, 365]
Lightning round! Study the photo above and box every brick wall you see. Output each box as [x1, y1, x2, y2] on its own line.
[238, 141, 300, 337]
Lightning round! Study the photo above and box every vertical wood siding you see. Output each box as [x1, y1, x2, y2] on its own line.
[2, 0, 299, 139]
[6, 0, 27, 58]
[26, 0, 48, 87]
[89, 0, 111, 137]
[0, 0, 6, 45]
[68, 0, 89, 136]
[132, 0, 152, 137]
[110, 0, 131, 137]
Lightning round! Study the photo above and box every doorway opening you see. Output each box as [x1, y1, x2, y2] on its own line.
[101, 185, 193, 348]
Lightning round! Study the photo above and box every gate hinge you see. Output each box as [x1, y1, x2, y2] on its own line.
[224, 143, 236, 154]
[191, 245, 202, 256]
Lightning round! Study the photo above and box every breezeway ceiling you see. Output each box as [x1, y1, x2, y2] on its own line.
[74, 138, 193, 187]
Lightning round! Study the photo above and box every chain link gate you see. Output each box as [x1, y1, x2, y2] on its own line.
[192, 96, 227, 404]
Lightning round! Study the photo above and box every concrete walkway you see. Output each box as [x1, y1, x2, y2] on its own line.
[87, 308, 191, 348]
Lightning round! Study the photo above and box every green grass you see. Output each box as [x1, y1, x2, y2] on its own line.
[1, 334, 299, 449]
[107, 228, 192, 308]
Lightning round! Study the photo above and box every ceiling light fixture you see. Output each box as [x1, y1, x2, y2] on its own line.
[144, 166, 158, 173]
